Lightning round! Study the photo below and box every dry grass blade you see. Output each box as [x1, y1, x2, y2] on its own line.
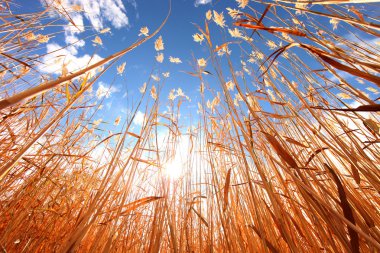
[234, 22, 307, 37]
[109, 196, 164, 216]
[263, 132, 298, 168]
[313, 104, 380, 112]
[351, 164, 361, 185]
[191, 207, 209, 227]
[249, 224, 279, 253]
[305, 148, 328, 167]
[325, 163, 360, 253]
[223, 168, 232, 211]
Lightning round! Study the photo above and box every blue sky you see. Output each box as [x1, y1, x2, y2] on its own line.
[12, 0, 380, 134]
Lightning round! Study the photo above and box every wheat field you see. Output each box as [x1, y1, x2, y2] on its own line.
[0, 0, 379, 252]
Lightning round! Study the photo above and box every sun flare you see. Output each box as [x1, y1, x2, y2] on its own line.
[163, 158, 183, 180]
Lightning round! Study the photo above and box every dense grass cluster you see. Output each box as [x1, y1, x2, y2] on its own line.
[0, 0, 379, 252]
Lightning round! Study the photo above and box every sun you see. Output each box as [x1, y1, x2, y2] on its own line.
[163, 158, 183, 180]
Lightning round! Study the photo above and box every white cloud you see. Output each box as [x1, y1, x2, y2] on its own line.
[96, 82, 119, 99]
[63, 14, 85, 53]
[39, 43, 103, 77]
[37, 0, 133, 81]
[134, 110, 145, 126]
[98, 0, 129, 29]
[43, 0, 129, 31]
[41, 0, 130, 57]
[195, 0, 212, 6]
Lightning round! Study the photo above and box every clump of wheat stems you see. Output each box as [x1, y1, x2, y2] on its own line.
[0, 0, 379, 252]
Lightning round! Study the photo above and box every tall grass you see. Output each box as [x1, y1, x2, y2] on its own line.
[0, 0, 379, 252]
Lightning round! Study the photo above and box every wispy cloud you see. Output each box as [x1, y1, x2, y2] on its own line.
[194, 0, 212, 7]
[40, 0, 130, 64]
[343, 33, 380, 50]
[38, 0, 132, 77]
[63, 14, 85, 54]
[39, 43, 103, 77]
[96, 82, 120, 99]
[42, 0, 129, 31]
